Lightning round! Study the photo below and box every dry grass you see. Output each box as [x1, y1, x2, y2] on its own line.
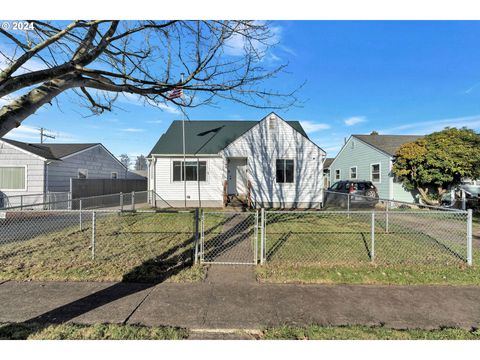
[0, 212, 205, 283]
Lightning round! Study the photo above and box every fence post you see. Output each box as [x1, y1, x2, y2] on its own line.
[79, 199, 83, 231]
[201, 210, 205, 262]
[461, 189, 466, 211]
[467, 209, 473, 266]
[371, 212, 375, 262]
[260, 208, 265, 264]
[91, 211, 96, 260]
[120, 192, 124, 211]
[254, 209, 259, 264]
[194, 208, 199, 264]
[68, 192, 72, 211]
[347, 193, 350, 218]
[20, 195, 23, 210]
[385, 201, 389, 234]
[131, 191, 135, 211]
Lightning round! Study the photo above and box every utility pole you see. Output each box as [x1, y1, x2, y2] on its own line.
[40, 128, 55, 144]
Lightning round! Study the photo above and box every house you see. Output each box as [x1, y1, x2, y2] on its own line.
[147, 113, 326, 208]
[322, 158, 334, 189]
[0, 138, 129, 206]
[328, 133, 421, 202]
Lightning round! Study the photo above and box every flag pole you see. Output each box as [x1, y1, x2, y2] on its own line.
[181, 73, 186, 208]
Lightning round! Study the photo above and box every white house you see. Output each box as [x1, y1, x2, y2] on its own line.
[0, 138, 129, 207]
[147, 113, 327, 208]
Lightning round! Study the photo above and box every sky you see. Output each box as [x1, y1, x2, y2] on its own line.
[3, 20, 480, 161]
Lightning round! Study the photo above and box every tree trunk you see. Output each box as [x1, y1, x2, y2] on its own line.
[0, 75, 81, 136]
[417, 186, 439, 205]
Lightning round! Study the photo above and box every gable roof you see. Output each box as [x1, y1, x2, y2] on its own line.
[352, 134, 422, 156]
[1, 138, 100, 160]
[323, 157, 334, 169]
[148, 119, 309, 156]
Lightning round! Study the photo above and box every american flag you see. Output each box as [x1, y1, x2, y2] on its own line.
[167, 87, 183, 100]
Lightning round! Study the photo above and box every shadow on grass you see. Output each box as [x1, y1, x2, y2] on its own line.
[0, 209, 238, 339]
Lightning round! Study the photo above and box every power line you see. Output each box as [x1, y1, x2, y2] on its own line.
[40, 128, 56, 144]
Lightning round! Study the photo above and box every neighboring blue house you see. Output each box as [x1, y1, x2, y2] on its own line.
[328, 133, 421, 202]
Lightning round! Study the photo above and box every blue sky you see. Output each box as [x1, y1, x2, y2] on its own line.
[3, 20, 480, 160]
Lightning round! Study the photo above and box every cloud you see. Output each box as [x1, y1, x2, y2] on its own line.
[224, 22, 282, 59]
[146, 120, 163, 124]
[0, 49, 46, 76]
[4, 124, 77, 142]
[300, 121, 330, 133]
[464, 82, 480, 94]
[380, 114, 480, 135]
[344, 116, 367, 126]
[120, 128, 144, 133]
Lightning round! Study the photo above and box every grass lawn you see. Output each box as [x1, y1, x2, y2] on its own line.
[258, 211, 479, 285]
[1, 322, 479, 340]
[0, 322, 187, 340]
[261, 325, 480, 340]
[0, 212, 205, 283]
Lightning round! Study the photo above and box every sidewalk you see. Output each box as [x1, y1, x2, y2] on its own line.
[0, 267, 479, 331]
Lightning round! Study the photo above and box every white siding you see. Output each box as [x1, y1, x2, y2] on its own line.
[153, 156, 224, 207]
[221, 115, 325, 207]
[0, 140, 45, 204]
[47, 145, 127, 192]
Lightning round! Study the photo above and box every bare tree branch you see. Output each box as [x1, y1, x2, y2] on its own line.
[0, 20, 300, 136]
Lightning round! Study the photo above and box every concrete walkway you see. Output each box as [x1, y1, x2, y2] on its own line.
[0, 271, 479, 332]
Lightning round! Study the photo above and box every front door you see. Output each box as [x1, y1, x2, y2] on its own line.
[227, 158, 248, 195]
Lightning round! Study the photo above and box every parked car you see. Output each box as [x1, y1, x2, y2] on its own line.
[440, 184, 480, 210]
[324, 180, 379, 208]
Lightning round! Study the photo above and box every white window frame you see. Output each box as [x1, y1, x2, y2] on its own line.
[370, 163, 381, 184]
[350, 166, 358, 180]
[334, 169, 341, 181]
[111, 172, 118, 179]
[171, 160, 208, 183]
[0, 165, 27, 191]
[78, 168, 88, 179]
[275, 158, 295, 184]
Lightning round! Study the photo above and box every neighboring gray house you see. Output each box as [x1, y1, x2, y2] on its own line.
[0, 138, 128, 206]
[147, 113, 326, 208]
[329, 134, 421, 202]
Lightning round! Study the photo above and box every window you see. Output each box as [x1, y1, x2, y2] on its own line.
[78, 169, 88, 179]
[111, 172, 118, 179]
[276, 159, 294, 183]
[0, 166, 26, 190]
[335, 169, 341, 180]
[173, 161, 207, 182]
[350, 166, 357, 179]
[371, 163, 381, 183]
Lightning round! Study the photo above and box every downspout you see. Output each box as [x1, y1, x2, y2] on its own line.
[152, 157, 157, 206]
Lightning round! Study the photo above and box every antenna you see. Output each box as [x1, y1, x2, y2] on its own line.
[40, 128, 56, 144]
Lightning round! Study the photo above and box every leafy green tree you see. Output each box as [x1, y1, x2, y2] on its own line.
[392, 127, 480, 204]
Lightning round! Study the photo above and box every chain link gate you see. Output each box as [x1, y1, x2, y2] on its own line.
[199, 211, 259, 265]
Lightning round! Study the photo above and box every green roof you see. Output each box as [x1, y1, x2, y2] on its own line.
[148, 120, 309, 156]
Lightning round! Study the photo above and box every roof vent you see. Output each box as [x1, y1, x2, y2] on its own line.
[269, 114, 276, 130]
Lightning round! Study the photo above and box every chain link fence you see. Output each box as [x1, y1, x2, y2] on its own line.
[200, 211, 258, 265]
[263, 209, 472, 266]
[0, 192, 71, 210]
[1, 191, 151, 212]
[0, 209, 197, 282]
